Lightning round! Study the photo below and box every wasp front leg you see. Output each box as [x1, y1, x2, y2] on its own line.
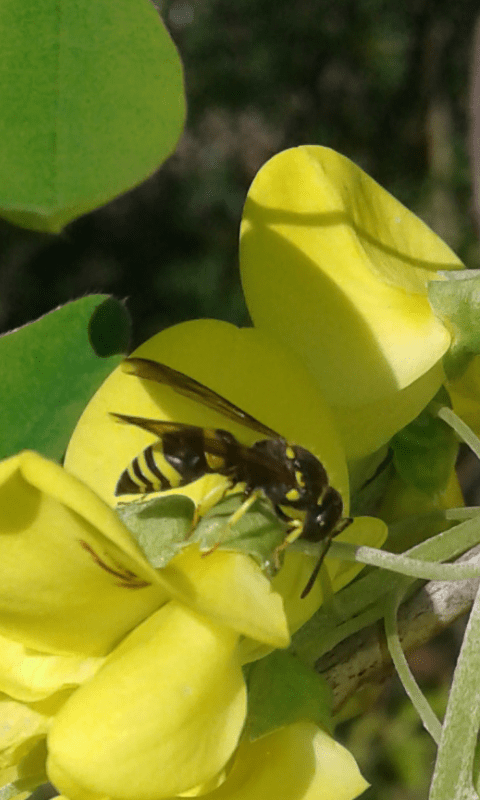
[272, 514, 304, 569]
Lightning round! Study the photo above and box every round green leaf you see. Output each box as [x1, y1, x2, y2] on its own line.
[0, 296, 130, 461]
[245, 650, 333, 741]
[0, 0, 185, 232]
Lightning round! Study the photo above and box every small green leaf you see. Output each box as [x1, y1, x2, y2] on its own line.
[391, 389, 458, 495]
[0, 0, 185, 231]
[245, 650, 333, 740]
[118, 492, 287, 572]
[89, 297, 131, 356]
[192, 493, 286, 574]
[429, 270, 480, 379]
[0, 295, 130, 461]
[116, 494, 196, 568]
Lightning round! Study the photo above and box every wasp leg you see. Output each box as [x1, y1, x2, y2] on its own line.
[189, 477, 232, 532]
[272, 518, 304, 569]
[201, 489, 263, 556]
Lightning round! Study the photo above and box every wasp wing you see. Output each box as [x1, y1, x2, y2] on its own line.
[111, 413, 202, 438]
[111, 413, 292, 478]
[122, 357, 281, 440]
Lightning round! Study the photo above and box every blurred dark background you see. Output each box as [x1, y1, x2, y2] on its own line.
[1, 0, 479, 350]
[4, 4, 480, 796]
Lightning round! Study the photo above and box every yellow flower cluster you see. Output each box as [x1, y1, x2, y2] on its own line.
[0, 145, 468, 800]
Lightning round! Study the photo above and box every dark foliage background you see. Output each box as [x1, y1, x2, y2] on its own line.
[3, 4, 480, 796]
[0, 0, 478, 349]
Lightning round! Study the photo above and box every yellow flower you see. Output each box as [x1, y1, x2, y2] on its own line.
[0, 320, 384, 800]
[66, 317, 386, 637]
[0, 450, 167, 658]
[47, 602, 247, 800]
[0, 450, 283, 798]
[240, 145, 463, 459]
[180, 722, 369, 800]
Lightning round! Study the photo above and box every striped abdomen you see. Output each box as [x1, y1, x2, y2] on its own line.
[115, 427, 238, 496]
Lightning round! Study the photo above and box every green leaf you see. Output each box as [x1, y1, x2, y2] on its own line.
[192, 492, 286, 574]
[116, 494, 196, 568]
[245, 650, 333, 741]
[429, 270, 480, 379]
[118, 491, 287, 572]
[390, 388, 458, 495]
[429, 582, 480, 800]
[88, 296, 131, 357]
[0, 0, 185, 232]
[0, 295, 130, 461]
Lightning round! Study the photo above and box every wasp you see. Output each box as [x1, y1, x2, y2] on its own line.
[112, 357, 352, 597]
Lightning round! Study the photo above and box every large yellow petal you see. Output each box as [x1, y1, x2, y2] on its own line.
[241, 146, 459, 411]
[47, 602, 246, 800]
[192, 722, 368, 800]
[332, 360, 445, 459]
[0, 451, 170, 656]
[65, 319, 349, 511]
[167, 546, 289, 648]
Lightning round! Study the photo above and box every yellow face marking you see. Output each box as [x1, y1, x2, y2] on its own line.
[295, 470, 305, 487]
[286, 446, 295, 460]
[285, 488, 300, 502]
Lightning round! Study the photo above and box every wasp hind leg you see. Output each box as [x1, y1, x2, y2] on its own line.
[188, 476, 232, 533]
[201, 489, 263, 556]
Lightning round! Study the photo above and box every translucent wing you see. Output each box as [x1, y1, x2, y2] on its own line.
[111, 413, 291, 477]
[122, 357, 281, 439]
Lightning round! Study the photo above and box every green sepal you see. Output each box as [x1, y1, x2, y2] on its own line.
[428, 270, 480, 379]
[116, 494, 196, 568]
[390, 387, 458, 495]
[192, 493, 286, 575]
[0, 295, 130, 462]
[244, 650, 333, 741]
[117, 491, 287, 575]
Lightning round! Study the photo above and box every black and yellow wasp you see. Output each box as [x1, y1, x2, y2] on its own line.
[112, 357, 352, 597]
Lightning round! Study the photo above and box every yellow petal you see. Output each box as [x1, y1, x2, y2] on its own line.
[0, 451, 170, 656]
[167, 546, 289, 648]
[332, 360, 445, 459]
[241, 145, 459, 409]
[65, 319, 349, 511]
[378, 467, 464, 527]
[47, 602, 246, 800]
[0, 690, 68, 770]
[0, 633, 103, 702]
[194, 722, 368, 800]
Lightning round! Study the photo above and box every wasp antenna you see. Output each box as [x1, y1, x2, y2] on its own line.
[121, 359, 141, 375]
[110, 412, 132, 424]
